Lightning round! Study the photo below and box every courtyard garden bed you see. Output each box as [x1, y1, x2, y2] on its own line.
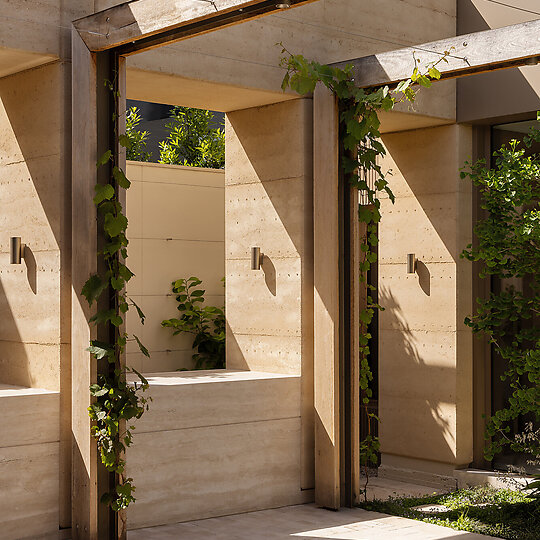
[359, 486, 539, 539]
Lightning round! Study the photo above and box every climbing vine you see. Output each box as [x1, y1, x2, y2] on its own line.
[280, 46, 447, 499]
[81, 75, 151, 514]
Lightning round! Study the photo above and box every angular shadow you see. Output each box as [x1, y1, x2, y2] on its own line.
[416, 260, 430, 297]
[378, 285, 456, 464]
[262, 255, 276, 296]
[23, 245, 37, 295]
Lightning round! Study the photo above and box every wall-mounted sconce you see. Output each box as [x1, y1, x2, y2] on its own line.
[407, 253, 416, 274]
[10, 237, 25, 265]
[276, 0, 292, 8]
[251, 247, 264, 270]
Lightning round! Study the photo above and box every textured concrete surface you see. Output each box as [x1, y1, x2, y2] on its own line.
[126, 370, 307, 529]
[128, 503, 496, 539]
[378, 124, 474, 475]
[0, 384, 60, 539]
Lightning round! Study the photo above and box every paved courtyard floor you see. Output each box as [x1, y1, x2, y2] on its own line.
[128, 503, 496, 539]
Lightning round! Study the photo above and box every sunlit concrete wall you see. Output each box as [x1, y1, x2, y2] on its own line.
[126, 370, 307, 529]
[0, 59, 71, 533]
[0, 61, 71, 392]
[378, 124, 474, 478]
[225, 98, 315, 491]
[125, 162, 225, 373]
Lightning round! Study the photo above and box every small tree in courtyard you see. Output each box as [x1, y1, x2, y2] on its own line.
[125, 106, 152, 162]
[159, 106, 225, 168]
[461, 118, 540, 467]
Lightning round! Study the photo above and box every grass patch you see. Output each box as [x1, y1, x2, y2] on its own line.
[359, 486, 539, 539]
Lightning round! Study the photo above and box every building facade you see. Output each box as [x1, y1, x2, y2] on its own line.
[0, 1, 538, 538]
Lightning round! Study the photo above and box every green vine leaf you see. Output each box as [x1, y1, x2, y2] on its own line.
[118, 134, 132, 150]
[130, 298, 146, 324]
[94, 184, 115, 205]
[104, 212, 128, 237]
[113, 166, 131, 189]
[97, 150, 112, 167]
[133, 335, 149, 357]
[89, 308, 123, 327]
[87, 341, 113, 360]
[81, 274, 108, 306]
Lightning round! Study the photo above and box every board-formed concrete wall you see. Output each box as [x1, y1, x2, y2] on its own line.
[0, 385, 60, 540]
[378, 124, 474, 477]
[126, 370, 308, 529]
[125, 162, 225, 373]
[225, 97, 315, 491]
[0, 58, 73, 529]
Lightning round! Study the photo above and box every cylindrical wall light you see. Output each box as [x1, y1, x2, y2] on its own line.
[251, 247, 263, 270]
[10, 237, 25, 265]
[407, 253, 416, 274]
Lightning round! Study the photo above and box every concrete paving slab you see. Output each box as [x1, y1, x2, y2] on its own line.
[128, 503, 497, 539]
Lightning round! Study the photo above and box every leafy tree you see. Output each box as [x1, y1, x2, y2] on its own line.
[159, 106, 225, 168]
[125, 106, 152, 162]
[161, 276, 225, 369]
[461, 118, 540, 464]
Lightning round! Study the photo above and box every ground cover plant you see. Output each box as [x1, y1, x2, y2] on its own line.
[360, 486, 539, 539]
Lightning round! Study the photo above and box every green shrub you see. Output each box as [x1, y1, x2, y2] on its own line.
[161, 276, 225, 370]
[125, 106, 152, 162]
[158, 106, 225, 168]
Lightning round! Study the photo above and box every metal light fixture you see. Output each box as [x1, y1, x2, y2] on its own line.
[407, 253, 416, 274]
[10, 237, 25, 265]
[524, 57, 540, 66]
[276, 0, 292, 8]
[251, 247, 264, 270]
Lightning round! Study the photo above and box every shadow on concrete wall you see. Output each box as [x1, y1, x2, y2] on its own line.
[0, 61, 70, 391]
[415, 260, 430, 297]
[0, 276, 29, 386]
[378, 284, 456, 464]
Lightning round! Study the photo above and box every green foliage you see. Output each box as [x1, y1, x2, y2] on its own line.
[125, 106, 152, 162]
[360, 486, 539, 540]
[81, 76, 151, 512]
[460, 122, 540, 463]
[162, 277, 225, 370]
[159, 106, 225, 169]
[280, 45, 444, 499]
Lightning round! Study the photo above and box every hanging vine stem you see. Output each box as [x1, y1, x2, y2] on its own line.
[280, 45, 449, 501]
[81, 71, 151, 518]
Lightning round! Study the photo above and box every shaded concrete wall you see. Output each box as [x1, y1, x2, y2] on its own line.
[123, 0, 457, 125]
[125, 162, 225, 373]
[378, 124, 474, 475]
[457, 0, 540, 123]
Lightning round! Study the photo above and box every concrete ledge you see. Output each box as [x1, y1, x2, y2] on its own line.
[127, 370, 306, 529]
[378, 465, 457, 491]
[0, 384, 60, 539]
[454, 468, 535, 491]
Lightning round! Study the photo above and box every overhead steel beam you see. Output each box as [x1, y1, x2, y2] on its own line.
[332, 19, 540, 88]
[74, 0, 318, 55]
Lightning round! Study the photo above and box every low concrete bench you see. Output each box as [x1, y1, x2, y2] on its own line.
[0, 384, 59, 539]
[127, 370, 308, 530]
